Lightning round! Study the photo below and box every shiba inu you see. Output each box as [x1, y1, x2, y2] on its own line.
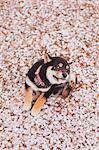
[24, 52, 77, 116]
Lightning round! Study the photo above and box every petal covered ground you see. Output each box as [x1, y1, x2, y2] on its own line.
[0, 0, 98, 149]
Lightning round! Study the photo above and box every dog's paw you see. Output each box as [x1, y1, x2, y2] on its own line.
[31, 93, 46, 116]
[62, 86, 70, 98]
[69, 73, 77, 89]
[23, 102, 32, 111]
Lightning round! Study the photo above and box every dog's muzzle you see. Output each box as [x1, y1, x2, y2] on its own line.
[61, 68, 69, 79]
[62, 72, 67, 78]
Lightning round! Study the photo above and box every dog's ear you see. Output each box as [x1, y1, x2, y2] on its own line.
[44, 52, 52, 63]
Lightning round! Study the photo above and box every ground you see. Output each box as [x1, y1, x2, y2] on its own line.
[0, 0, 98, 149]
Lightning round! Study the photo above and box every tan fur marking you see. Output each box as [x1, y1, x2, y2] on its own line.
[24, 87, 41, 111]
[24, 87, 33, 111]
[31, 93, 46, 116]
[69, 80, 75, 89]
[59, 63, 63, 67]
[66, 65, 69, 69]
[62, 87, 70, 98]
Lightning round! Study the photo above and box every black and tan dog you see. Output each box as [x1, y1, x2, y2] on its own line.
[24, 52, 77, 116]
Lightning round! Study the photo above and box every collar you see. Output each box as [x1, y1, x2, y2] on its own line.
[34, 65, 45, 87]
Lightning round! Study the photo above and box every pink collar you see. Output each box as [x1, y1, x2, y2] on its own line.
[35, 65, 45, 86]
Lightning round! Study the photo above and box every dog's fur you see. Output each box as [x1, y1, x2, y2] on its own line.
[24, 53, 77, 116]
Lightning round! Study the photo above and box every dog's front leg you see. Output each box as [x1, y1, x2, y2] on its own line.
[24, 86, 33, 111]
[31, 93, 46, 116]
[31, 87, 53, 116]
[62, 74, 77, 98]
[62, 84, 71, 98]
[24, 84, 40, 111]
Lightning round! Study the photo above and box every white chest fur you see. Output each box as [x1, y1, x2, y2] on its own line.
[26, 76, 50, 92]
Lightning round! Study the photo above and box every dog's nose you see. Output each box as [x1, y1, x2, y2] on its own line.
[62, 72, 67, 78]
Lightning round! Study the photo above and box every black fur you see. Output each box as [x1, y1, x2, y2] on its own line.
[43, 84, 63, 99]
[25, 82, 30, 89]
[27, 59, 43, 83]
[27, 59, 51, 88]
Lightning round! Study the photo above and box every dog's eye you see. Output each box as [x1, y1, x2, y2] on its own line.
[57, 66, 60, 69]
[52, 65, 62, 71]
[52, 66, 56, 70]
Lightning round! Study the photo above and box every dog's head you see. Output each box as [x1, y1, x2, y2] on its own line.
[44, 53, 71, 85]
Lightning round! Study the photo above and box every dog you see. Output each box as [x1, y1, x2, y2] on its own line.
[24, 52, 77, 116]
